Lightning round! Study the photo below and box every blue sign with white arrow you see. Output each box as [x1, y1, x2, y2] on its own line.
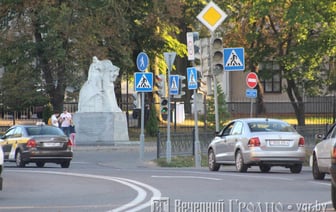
[134, 72, 153, 92]
[136, 52, 149, 72]
[246, 89, 257, 98]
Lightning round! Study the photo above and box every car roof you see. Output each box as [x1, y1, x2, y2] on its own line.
[231, 118, 288, 123]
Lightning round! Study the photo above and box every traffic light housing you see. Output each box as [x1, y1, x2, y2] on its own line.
[132, 92, 141, 109]
[160, 98, 168, 114]
[212, 37, 223, 75]
[175, 75, 186, 98]
[160, 98, 168, 121]
[155, 74, 166, 97]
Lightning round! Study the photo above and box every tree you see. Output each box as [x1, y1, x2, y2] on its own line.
[220, 0, 336, 125]
[145, 104, 159, 137]
[206, 84, 230, 129]
[0, 0, 188, 116]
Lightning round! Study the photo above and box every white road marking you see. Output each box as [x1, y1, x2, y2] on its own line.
[7, 170, 161, 212]
[152, 175, 222, 181]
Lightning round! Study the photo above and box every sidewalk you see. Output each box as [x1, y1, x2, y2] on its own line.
[72, 141, 158, 169]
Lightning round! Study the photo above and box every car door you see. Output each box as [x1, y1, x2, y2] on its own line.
[1, 127, 17, 160]
[318, 125, 336, 170]
[213, 122, 235, 162]
[222, 121, 244, 162]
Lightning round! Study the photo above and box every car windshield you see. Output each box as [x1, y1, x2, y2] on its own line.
[26, 126, 65, 136]
[248, 121, 296, 132]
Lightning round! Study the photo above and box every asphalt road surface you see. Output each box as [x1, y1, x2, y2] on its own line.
[0, 144, 333, 212]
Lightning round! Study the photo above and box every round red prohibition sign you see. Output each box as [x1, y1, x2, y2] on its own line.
[246, 72, 258, 88]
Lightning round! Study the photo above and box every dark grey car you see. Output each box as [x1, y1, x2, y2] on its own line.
[0, 125, 73, 168]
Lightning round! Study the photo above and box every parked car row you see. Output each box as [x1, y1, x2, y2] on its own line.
[206, 118, 336, 209]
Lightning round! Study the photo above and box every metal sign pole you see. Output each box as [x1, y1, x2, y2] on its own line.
[194, 89, 201, 168]
[250, 98, 253, 118]
[210, 32, 220, 133]
[140, 92, 145, 161]
[166, 55, 172, 163]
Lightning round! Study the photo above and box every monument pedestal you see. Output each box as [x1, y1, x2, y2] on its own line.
[73, 112, 129, 145]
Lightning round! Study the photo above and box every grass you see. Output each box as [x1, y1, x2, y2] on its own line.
[154, 151, 312, 167]
[154, 155, 208, 167]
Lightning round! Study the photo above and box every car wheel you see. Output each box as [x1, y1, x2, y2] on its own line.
[312, 154, 325, 180]
[208, 149, 220, 171]
[61, 161, 70, 168]
[332, 183, 336, 209]
[235, 150, 248, 173]
[259, 165, 271, 173]
[290, 164, 302, 173]
[15, 150, 25, 168]
[36, 162, 45, 168]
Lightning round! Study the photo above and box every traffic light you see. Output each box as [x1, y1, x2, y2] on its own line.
[175, 75, 186, 98]
[160, 98, 168, 113]
[155, 74, 166, 97]
[160, 98, 168, 121]
[212, 37, 223, 75]
[197, 70, 202, 90]
[132, 92, 141, 109]
[191, 93, 204, 114]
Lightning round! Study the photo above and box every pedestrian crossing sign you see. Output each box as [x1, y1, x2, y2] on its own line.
[134, 72, 153, 92]
[187, 67, 198, 90]
[224, 47, 245, 71]
[169, 75, 179, 95]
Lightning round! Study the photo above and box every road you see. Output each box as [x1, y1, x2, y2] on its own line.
[0, 144, 333, 212]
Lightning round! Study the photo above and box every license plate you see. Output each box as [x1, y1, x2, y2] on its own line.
[269, 140, 290, 146]
[43, 142, 61, 147]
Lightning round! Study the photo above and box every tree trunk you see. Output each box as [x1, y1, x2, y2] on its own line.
[286, 78, 305, 126]
[251, 64, 266, 115]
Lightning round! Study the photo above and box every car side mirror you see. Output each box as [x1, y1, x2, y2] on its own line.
[315, 134, 324, 144]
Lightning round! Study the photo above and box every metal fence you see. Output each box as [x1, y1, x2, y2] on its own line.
[155, 124, 330, 159]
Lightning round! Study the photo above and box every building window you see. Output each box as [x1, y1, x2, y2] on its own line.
[259, 62, 282, 93]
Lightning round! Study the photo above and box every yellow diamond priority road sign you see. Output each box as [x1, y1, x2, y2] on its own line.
[197, 1, 227, 32]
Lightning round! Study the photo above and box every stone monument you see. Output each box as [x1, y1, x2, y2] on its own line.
[73, 56, 129, 144]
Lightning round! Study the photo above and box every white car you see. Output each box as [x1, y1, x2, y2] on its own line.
[0, 146, 3, 190]
[208, 118, 306, 173]
[311, 123, 336, 180]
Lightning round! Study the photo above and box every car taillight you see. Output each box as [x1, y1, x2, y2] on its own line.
[298, 137, 305, 147]
[67, 139, 73, 147]
[331, 145, 336, 163]
[333, 147, 336, 159]
[248, 137, 261, 147]
[26, 139, 37, 148]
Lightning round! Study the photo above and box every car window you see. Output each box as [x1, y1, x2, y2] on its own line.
[26, 126, 65, 136]
[231, 122, 243, 135]
[3, 128, 16, 138]
[13, 127, 23, 138]
[221, 122, 235, 136]
[248, 121, 295, 132]
[326, 125, 336, 139]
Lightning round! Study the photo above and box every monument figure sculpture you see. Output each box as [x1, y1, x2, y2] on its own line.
[74, 56, 129, 144]
[78, 56, 121, 113]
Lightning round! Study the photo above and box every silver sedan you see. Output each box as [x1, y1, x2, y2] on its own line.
[208, 118, 306, 173]
[311, 123, 336, 180]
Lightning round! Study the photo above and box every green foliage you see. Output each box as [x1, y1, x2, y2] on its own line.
[145, 105, 159, 137]
[42, 103, 53, 124]
[206, 83, 230, 129]
[0, 0, 189, 113]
